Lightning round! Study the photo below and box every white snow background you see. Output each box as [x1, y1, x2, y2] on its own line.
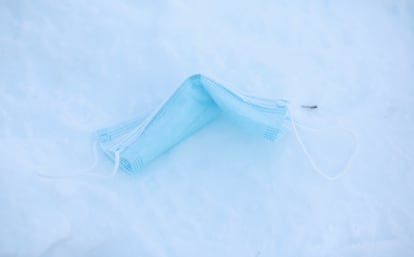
[1, 0, 414, 256]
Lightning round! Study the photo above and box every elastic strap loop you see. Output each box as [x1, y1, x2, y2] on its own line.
[35, 142, 121, 179]
[287, 103, 357, 180]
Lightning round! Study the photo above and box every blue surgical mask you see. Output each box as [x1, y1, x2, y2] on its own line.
[96, 74, 290, 172]
[34, 74, 355, 180]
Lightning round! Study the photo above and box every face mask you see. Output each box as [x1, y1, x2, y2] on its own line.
[35, 74, 356, 180]
[96, 74, 290, 172]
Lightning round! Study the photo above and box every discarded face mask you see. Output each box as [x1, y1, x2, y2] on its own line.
[96, 74, 290, 172]
[34, 74, 356, 180]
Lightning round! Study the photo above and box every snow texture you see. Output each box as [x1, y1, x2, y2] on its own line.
[1, 0, 414, 256]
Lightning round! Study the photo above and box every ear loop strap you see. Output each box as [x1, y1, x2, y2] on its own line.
[34, 141, 121, 179]
[287, 103, 358, 180]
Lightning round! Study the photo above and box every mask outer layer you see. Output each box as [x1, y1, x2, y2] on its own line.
[96, 74, 289, 172]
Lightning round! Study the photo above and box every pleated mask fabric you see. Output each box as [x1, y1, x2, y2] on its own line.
[96, 74, 290, 172]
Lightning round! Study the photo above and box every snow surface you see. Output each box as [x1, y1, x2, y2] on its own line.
[1, 0, 414, 256]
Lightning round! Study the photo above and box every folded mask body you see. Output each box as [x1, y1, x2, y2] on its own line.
[96, 74, 290, 172]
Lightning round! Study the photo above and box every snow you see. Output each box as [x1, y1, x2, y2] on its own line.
[1, 0, 414, 256]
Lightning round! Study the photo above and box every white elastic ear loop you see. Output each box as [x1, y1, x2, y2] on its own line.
[35, 142, 121, 179]
[287, 104, 358, 180]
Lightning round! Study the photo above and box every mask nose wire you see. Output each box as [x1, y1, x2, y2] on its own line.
[34, 141, 121, 179]
[286, 102, 358, 180]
